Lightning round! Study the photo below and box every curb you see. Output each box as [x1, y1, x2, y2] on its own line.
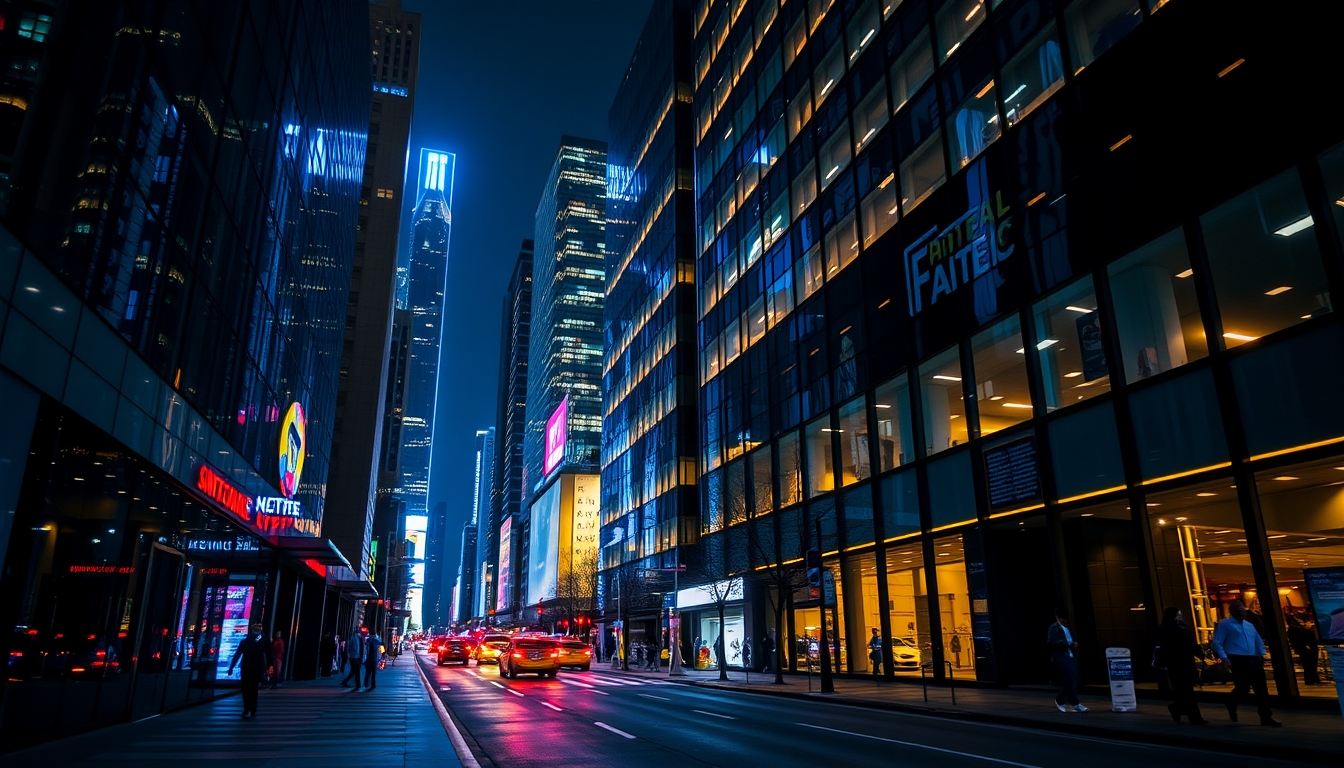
[653, 676, 1337, 766]
[415, 655, 483, 768]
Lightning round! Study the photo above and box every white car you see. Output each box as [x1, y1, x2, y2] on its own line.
[891, 637, 921, 669]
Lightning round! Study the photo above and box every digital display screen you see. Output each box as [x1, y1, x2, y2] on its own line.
[497, 517, 512, 612]
[1304, 567, 1344, 645]
[544, 396, 568, 475]
[217, 585, 254, 680]
[528, 483, 562, 602]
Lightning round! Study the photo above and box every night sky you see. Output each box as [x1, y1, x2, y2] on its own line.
[405, 1, 655, 572]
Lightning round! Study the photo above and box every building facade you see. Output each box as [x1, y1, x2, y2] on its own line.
[454, 521, 479, 624]
[487, 242, 534, 621]
[326, 0, 422, 585]
[0, 0, 369, 747]
[471, 427, 496, 618]
[686, 0, 1344, 704]
[599, 0, 700, 648]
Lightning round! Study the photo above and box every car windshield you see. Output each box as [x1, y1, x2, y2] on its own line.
[514, 639, 557, 650]
[562, 642, 588, 650]
[482, 635, 510, 644]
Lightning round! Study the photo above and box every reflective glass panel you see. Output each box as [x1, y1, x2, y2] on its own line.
[1033, 276, 1111, 410]
[919, 346, 967, 455]
[1107, 228, 1208, 383]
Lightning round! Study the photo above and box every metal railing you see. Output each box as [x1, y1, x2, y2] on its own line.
[919, 660, 956, 705]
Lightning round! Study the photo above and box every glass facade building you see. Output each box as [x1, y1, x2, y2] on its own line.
[0, 0, 368, 747]
[690, 0, 1344, 702]
[599, 0, 700, 644]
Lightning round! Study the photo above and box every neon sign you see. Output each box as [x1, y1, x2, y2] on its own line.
[197, 466, 252, 521]
[904, 191, 1014, 315]
[544, 396, 568, 475]
[195, 465, 318, 536]
[279, 402, 306, 498]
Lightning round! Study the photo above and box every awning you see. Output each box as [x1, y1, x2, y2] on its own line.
[324, 565, 379, 600]
[275, 536, 352, 569]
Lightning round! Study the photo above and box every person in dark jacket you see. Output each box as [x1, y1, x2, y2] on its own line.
[1286, 614, 1321, 686]
[227, 622, 273, 719]
[319, 632, 337, 678]
[1047, 609, 1086, 713]
[1157, 607, 1207, 724]
[759, 633, 775, 673]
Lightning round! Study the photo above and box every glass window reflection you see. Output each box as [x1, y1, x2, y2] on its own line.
[1107, 228, 1207, 383]
[1033, 276, 1111, 409]
[919, 346, 967, 455]
[970, 314, 1033, 433]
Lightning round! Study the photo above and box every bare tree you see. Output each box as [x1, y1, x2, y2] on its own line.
[556, 548, 599, 635]
[607, 563, 657, 671]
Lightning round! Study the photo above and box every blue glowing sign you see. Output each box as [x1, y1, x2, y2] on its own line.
[417, 148, 456, 200]
[374, 84, 408, 97]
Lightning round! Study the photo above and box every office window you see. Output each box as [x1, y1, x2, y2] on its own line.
[824, 212, 860, 277]
[814, 44, 847, 108]
[890, 29, 935, 113]
[853, 79, 889, 153]
[936, 0, 986, 60]
[1201, 169, 1331, 348]
[1064, 0, 1142, 72]
[724, 317, 742, 365]
[751, 444, 775, 516]
[971, 315, 1033, 433]
[1001, 25, 1065, 126]
[1033, 276, 1110, 410]
[785, 13, 810, 70]
[899, 134, 945, 213]
[757, 0, 780, 47]
[778, 429, 804, 507]
[838, 395, 872, 485]
[792, 161, 819, 218]
[919, 346, 967, 456]
[819, 122, 853, 191]
[763, 119, 787, 167]
[796, 244, 826, 302]
[948, 81, 999, 170]
[788, 82, 814, 140]
[759, 49, 784, 99]
[875, 373, 915, 470]
[846, 0, 882, 64]
[764, 195, 790, 250]
[860, 173, 899, 248]
[769, 269, 796, 327]
[928, 453, 976, 528]
[809, 0, 836, 31]
[805, 414, 836, 497]
[748, 296, 768, 348]
[1107, 228, 1207, 383]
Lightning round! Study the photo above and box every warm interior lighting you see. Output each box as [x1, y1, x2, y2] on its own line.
[1217, 58, 1245, 78]
[1001, 402, 1033, 409]
[878, 173, 895, 189]
[1273, 475, 1299, 481]
[1027, 192, 1047, 206]
[1109, 134, 1132, 151]
[1273, 216, 1314, 237]
[1176, 268, 1193, 278]
[875, 404, 892, 409]
[1265, 286, 1292, 296]
[975, 81, 994, 99]
[932, 374, 961, 382]
[1223, 332, 1258, 342]
[1063, 371, 1083, 378]
[989, 395, 1004, 401]
[964, 3, 982, 21]
[1196, 492, 1216, 497]
[1065, 306, 1094, 313]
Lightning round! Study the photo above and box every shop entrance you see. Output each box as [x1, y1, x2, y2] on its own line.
[129, 545, 185, 721]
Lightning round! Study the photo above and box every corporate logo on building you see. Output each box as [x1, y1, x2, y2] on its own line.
[195, 465, 319, 537]
[279, 402, 306, 499]
[544, 395, 568, 475]
[904, 191, 1014, 316]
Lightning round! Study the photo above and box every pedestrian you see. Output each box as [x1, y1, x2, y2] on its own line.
[227, 622, 273, 719]
[1156, 607, 1207, 725]
[1047, 609, 1087, 713]
[1286, 614, 1320, 686]
[760, 632, 775, 673]
[743, 637, 753, 672]
[713, 633, 725, 670]
[868, 628, 883, 677]
[646, 639, 660, 671]
[270, 631, 285, 688]
[320, 632, 337, 678]
[364, 627, 384, 690]
[1212, 600, 1281, 727]
[340, 628, 365, 690]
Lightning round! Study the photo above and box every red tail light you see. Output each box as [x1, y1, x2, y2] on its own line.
[512, 652, 523, 659]
[550, 651, 559, 658]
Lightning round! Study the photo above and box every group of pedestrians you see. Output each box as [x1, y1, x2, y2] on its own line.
[1049, 601, 1283, 728]
[339, 625, 386, 692]
[225, 623, 385, 720]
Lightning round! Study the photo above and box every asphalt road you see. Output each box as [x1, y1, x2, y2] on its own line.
[417, 652, 1312, 768]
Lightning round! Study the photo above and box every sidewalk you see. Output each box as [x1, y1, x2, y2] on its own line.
[607, 665, 1343, 764]
[3, 658, 462, 768]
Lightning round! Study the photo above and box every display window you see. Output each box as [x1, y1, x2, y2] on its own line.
[694, 606, 746, 670]
[884, 542, 932, 674]
[933, 535, 976, 675]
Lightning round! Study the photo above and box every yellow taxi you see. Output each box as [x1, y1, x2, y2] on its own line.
[474, 633, 512, 665]
[498, 635, 561, 679]
[557, 639, 593, 671]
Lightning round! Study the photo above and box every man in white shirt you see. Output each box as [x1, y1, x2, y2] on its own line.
[1212, 600, 1281, 727]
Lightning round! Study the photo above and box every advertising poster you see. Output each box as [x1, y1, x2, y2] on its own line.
[217, 585, 254, 681]
[528, 483, 562, 602]
[497, 517, 512, 612]
[571, 474, 600, 568]
[1304, 567, 1344, 644]
[544, 396, 568, 475]
[1106, 647, 1137, 712]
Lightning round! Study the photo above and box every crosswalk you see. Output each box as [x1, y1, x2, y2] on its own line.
[564, 671, 677, 688]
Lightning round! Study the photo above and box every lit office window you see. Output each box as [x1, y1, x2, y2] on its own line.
[846, 0, 882, 64]
[756, 0, 780, 48]
[899, 134, 946, 213]
[796, 244, 826, 302]
[788, 81, 814, 140]
[748, 296, 768, 347]
[1201, 169, 1331, 348]
[824, 212, 860, 276]
[1001, 25, 1065, 127]
[764, 195, 790, 250]
[890, 29, 935, 114]
[860, 173, 899, 248]
[814, 44, 847, 108]
[819, 122, 853, 191]
[948, 81, 999, 170]
[853, 80, 889, 153]
[785, 13, 810, 70]
[919, 346, 968, 455]
[1064, 0, 1143, 73]
[1033, 277, 1111, 409]
[751, 444, 775, 516]
[805, 414, 837, 497]
[778, 430, 804, 507]
[936, 0, 986, 60]
[1107, 228, 1207, 383]
[875, 373, 915, 470]
[839, 395, 872, 485]
[808, 0, 836, 32]
[793, 161, 819, 218]
[971, 315, 1033, 433]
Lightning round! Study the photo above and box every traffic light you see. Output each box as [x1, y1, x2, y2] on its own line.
[806, 548, 822, 588]
[536, 602, 544, 617]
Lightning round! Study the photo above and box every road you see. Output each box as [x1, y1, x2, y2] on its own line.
[416, 652, 1309, 768]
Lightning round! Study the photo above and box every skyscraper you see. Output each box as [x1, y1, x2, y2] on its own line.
[400, 149, 455, 515]
[471, 427, 496, 618]
[487, 242, 534, 620]
[326, 0, 422, 585]
[599, 0, 698, 635]
[454, 521, 478, 625]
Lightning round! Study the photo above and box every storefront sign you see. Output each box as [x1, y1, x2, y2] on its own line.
[197, 466, 252, 520]
[984, 436, 1040, 509]
[174, 533, 260, 554]
[278, 401, 306, 498]
[1105, 647, 1137, 712]
[195, 465, 318, 536]
[497, 517, 512, 612]
[904, 191, 1014, 316]
[69, 565, 135, 574]
[676, 577, 743, 609]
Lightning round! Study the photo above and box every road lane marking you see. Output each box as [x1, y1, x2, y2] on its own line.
[541, 701, 564, 712]
[638, 693, 670, 701]
[506, 689, 524, 697]
[693, 709, 735, 720]
[415, 655, 482, 768]
[594, 722, 636, 739]
[467, 671, 481, 678]
[562, 679, 596, 688]
[590, 689, 610, 696]
[439, 686, 451, 691]
[489, 681, 506, 689]
[795, 723, 1041, 768]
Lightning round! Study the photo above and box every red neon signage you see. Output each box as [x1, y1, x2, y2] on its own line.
[196, 466, 252, 522]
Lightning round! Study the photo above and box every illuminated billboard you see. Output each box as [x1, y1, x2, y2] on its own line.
[528, 482, 562, 602]
[571, 475, 599, 570]
[527, 473, 601, 607]
[544, 396, 568, 475]
[497, 517, 512, 612]
[278, 402, 306, 498]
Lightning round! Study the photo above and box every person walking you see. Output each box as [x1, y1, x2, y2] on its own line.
[363, 627, 383, 691]
[269, 631, 285, 688]
[868, 628, 883, 677]
[1286, 614, 1321, 686]
[760, 632, 775, 673]
[319, 632, 337, 678]
[1157, 607, 1207, 725]
[1213, 600, 1281, 727]
[227, 622, 273, 719]
[340, 628, 365, 690]
[1047, 609, 1087, 713]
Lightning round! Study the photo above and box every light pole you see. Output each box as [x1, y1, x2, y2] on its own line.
[644, 564, 687, 676]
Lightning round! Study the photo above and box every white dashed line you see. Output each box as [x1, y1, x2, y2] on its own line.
[541, 701, 564, 712]
[693, 709, 735, 720]
[594, 722, 636, 739]
[591, 689, 610, 696]
[489, 681, 505, 689]
[637, 693, 670, 701]
[506, 689, 524, 697]
[795, 723, 1041, 767]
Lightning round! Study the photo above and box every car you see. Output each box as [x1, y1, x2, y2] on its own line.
[557, 639, 593, 671]
[474, 634, 512, 665]
[427, 635, 448, 655]
[437, 636, 472, 665]
[891, 637, 921, 669]
[498, 636, 561, 679]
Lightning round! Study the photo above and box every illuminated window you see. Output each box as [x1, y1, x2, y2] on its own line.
[853, 80, 888, 153]
[813, 44, 846, 108]
[784, 13, 809, 70]
[792, 161, 818, 219]
[1107, 229, 1206, 383]
[1065, 0, 1143, 73]
[890, 29, 935, 114]
[936, 0, 985, 60]
[1033, 276, 1111, 408]
[375, 188, 395, 199]
[18, 13, 52, 42]
[859, 174, 899, 248]
[787, 80, 814, 140]
[846, 0, 881, 64]
[1001, 26, 1065, 127]
[823, 212, 859, 276]
[948, 80, 998, 170]
[899, 134, 945, 213]
[919, 347, 967, 456]
[970, 315, 1033, 434]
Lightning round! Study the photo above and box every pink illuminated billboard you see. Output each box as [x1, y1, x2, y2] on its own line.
[544, 396, 568, 475]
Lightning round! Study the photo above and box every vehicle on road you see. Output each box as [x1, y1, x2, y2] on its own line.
[428, 635, 448, 655]
[557, 639, 593, 670]
[474, 634, 512, 665]
[437, 636, 472, 665]
[499, 636, 561, 679]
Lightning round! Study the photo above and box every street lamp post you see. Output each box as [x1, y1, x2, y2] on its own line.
[643, 564, 687, 676]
